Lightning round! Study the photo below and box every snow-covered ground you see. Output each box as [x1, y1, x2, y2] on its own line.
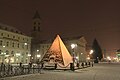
[1, 63, 120, 80]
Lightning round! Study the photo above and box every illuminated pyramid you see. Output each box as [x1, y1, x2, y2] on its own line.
[41, 35, 73, 67]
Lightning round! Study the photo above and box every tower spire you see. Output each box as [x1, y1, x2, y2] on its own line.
[33, 10, 41, 19]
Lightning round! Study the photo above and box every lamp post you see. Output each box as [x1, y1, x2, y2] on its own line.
[71, 44, 76, 71]
[89, 50, 93, 60]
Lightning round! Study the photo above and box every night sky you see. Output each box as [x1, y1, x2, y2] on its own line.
[0, 0, 120, 54]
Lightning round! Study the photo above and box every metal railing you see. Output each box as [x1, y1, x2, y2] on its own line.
[0, 63, 43, 78]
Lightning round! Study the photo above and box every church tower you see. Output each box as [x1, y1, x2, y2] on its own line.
[31, 10, 41, 43]
[31, 11, 41, 62]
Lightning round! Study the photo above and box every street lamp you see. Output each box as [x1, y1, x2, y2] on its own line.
[90, 50, 93, 54]
[71, 44, 76, 71]
[37, 54, 41, 61]
[89, 50, 94, 62]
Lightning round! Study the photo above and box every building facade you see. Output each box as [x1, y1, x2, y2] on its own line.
[0, 23, 31, 64]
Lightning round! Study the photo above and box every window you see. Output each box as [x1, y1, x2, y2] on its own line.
[0, 40, 2, 46]
[16, 31, 18, 33]
[1, 33, 3, 36]
[18, 43, 19, 48]
[13, 36, 15, 38]
[6, 50, 9, 55]
[0, 50, 2, 54]
[18, 37, 20, 39]
[6, 42, 9, 47]
[11, 51, 14, 56]
[12, 43, 14, 47]
[7, 35, 9, 37]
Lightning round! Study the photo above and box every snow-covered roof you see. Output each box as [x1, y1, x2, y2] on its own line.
[0, 23, 25, 35]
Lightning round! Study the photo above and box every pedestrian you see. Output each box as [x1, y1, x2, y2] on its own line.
[88, 62, 91, 67]
[29, 62, 32, 68]
[91, 62, 94, 67]
[81, 62, 84, 68]
[19, 62, 22, 67]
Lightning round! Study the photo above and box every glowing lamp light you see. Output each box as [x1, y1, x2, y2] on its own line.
[113, 57, 117, 60]
[10, 58, 14, 63]
[4, 53, 6, 55]
[81, 53, 83, 55]
[107, 56, 111, 60]
[37, 54, 41, 58]
[1, 52, 3, 55]
[90, 50, 93, 54]
[24, 43, 28, 45]
[76, 56, 79, 59]
[71, 44, 76, 49]
[87, 57, 90, 60]
[37, 50, 39, 52]
[3, 46, 5, 48]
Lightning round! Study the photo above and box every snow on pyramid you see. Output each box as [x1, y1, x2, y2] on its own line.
[41, 35, 73, 67]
